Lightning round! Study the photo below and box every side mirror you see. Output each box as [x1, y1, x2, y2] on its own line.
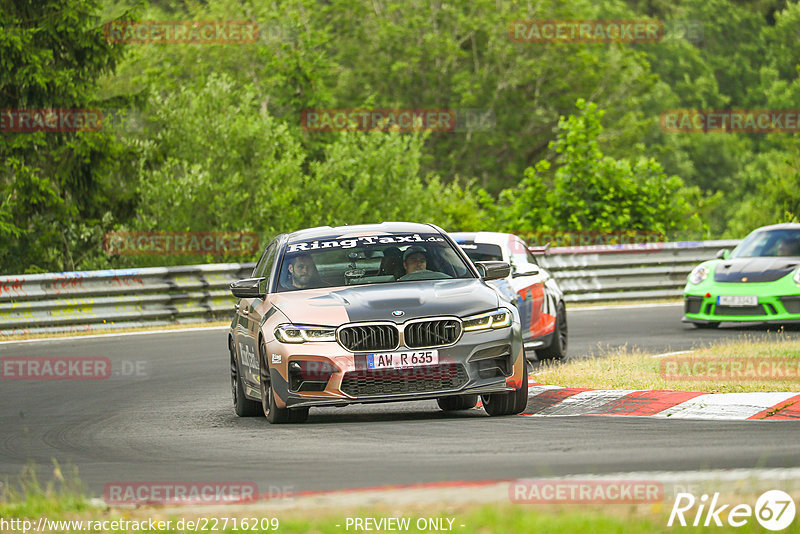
[230, 277, 265, 298]
[474, 261, 511, 281]
[716, 249, 730, 260]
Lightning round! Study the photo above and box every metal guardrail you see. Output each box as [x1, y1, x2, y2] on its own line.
[538, 240, 740, 303]
[0, 240, 740, 336]
[0, 263, 255, 336]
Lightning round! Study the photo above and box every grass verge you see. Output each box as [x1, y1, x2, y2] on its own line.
[3, 463, 798, 533]
[536, 336, 800, 393]
[2, 489, 792, 533]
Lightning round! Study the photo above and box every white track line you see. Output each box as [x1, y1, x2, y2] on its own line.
[569, 302, 682, 312]
[0, 325, 229, 345]
[650, 350, 695, 359]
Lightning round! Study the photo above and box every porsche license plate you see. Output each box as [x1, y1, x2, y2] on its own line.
[366, 350, 438, 370]
[717, 295, 757, 306]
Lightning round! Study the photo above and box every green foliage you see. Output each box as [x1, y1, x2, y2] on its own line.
[132, 74, 305, 234]
[5, 0, 800, 273]
[724, 145, 800, 236]
[1, 460, 89, 517]
[0, 0, 136, 273]
[299, 132, 486, 231]
[112, 73, 485, 267]
[320, 0, 661, 193]
[495, 100, 705, 236]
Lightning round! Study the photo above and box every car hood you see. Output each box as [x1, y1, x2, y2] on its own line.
[271, 279, 499, 325]
[713, 257, 800, 283]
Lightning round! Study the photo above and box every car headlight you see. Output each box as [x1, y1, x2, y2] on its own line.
[794, 269, 800, 285]
[462, 308, 513, 331]
[688, 265, 709, 285]
[274, 324, 336, 343]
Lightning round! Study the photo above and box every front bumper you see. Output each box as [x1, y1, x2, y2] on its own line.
[267, 326, 525, 409]
[683, 291, 800, 325]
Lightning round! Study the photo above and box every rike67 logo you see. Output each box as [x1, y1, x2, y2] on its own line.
[669, 490, 796, 531]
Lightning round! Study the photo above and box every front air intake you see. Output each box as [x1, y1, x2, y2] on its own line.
[338, 324, 399, 352]
[404, 319, 462, 348]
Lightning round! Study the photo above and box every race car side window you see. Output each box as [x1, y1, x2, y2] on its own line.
[509, 237, 538, 268]
[253, 241, 277, 279]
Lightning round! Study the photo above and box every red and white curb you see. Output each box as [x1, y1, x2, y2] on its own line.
[513, 379, 800, 420]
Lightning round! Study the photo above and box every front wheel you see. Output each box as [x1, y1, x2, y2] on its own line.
[537, 301, 567, 361]
[231, 340, 261, 417]
[259, 338, 308, 424]
[482, 362, 528, 416]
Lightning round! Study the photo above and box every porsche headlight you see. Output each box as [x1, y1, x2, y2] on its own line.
[688, 265, 709, 285]
[274, 324, 336, 343]
[462, 308, 513, 331]
[794, 268, 800, 285]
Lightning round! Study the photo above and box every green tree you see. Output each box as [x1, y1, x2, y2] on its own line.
[725, 144, 800, 237]
[495, 99, 705, 236]
[299, 131, 485, 232]
[0, 0, 135, 273]
[119, 73, 306, 266]
[115, 73, 485, 267]
[316, 0, 662, 193]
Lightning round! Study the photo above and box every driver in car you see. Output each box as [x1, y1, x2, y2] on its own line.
[776, 238, 800, 257]
[286, 253, 323, 289]
[398, 246, 451, 281]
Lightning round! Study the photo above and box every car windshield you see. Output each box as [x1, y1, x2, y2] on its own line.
[276, 233, 474, 291]
[457, 242, 503, 262]
[730, 229, 800, 258]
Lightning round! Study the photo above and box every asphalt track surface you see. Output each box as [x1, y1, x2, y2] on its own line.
[2, 303, 800, 495]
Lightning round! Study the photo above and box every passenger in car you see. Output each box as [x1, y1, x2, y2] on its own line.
[378, 246, 404, 279]
[401, 246, 427, 276]
[398, 246, 451, 281]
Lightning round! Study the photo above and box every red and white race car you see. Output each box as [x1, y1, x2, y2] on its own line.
[451, 232, 567, 360]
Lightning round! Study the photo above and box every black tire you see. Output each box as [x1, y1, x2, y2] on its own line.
[694, 322, 720, 329]
[231, 340, 261, 417]
[537, 301, 567, 361]
[258, 338, 308, 424]
[437, 394, 479, 411]
[482, 361, 529, 416]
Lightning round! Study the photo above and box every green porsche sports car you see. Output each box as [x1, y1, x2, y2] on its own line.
[683, 223, 800, 327]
